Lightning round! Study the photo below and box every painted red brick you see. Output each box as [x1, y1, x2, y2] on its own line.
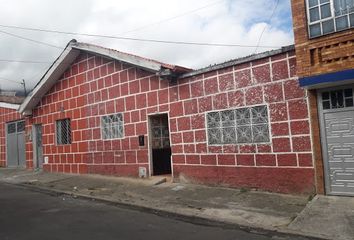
[184, 99, 198, 115]
[253, 64, 271, 84]
[158, 89, 169, 105]
[190, 81, 204, 97]
[177, 117, 191, 131]
[272, 60, 289, 81]
[173, 155, 186, 164]
[246, 87, 263, 105]
[0, 48, 315, 195]
[184, 144, 195, 153]
[298, 153, 313, 167]
[277, 154, 297, 166]
[257, 144, 271, 153]
[171, 133, 182, 144]
[218, 155, 235, 166]
[264, 83, 284, 103]
[292, 136, 312, 152]
[288, 99, 308, 120]
[269, 103, 288, 122]
[194, 130, 206, 142]
[191, 114, 205, 129]
[256, 154, 276, 166]
[179, 84, 190, 100]
[291, 120, 310, 135]
[288, 57, 297, 78]
[213, 93, 228, 110]
[235, 69, 252, 88]
[271, 123, 289, 136]
[273, 138, 291, 152]
[201, 155, 217, 165]
[204, 77, 218, 95]
[170, 102, 184, 117]
[125, 96, 136, 111]
[198, 96, 213, 113]
[173, 165, 315, 194]
[228, 90, 245, 108]
[219, 73, 234, 91]
[239, 144, 256, 153]
[182, 131, 194, 143]
[284, 79, 305, 100]
[223, 145, 238, 153]
[196, 143, 207, 153]
[186, 155, 200, 164]
[147, 91, 158, 107]
[236, 155, 255, 166]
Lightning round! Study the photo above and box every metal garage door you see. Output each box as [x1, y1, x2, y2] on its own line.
[6, 121, 26, 168]
[318, 87, 354, 196]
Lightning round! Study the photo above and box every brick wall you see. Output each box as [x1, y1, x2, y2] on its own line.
[291, 0, 354, 78]
[0, 107, 23, 167]
[22, 48, 314, 194]
[172, 51, 314, 194]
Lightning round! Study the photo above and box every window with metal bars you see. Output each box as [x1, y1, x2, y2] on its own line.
[206, 105, 270, 145]
[306, 0, 354, 38]
[322, 88, 354, 109]
[101, 113, 124, 140]
[56, 119, 71, 145]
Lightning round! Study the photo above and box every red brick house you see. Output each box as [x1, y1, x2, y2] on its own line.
[1, 40, 315, 194]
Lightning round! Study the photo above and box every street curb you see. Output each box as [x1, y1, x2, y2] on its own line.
[5, 181, 327, 240]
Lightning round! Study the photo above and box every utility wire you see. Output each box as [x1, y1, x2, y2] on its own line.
[0, 29, 63, 49]
[0, 59, 52, 64]
[0, 24, 281, 49]
[254, 0, 280, 53]
[0, 76, 22, 84]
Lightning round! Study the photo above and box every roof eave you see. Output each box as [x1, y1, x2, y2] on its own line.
[0, 102, 20, 110]
[72, 43, 162, 73]
[19, 46, 81, 115]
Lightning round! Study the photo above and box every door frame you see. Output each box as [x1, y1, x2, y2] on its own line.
[147, 112, 173, 177]
[32, 124, 43, 169]
[317, 84, 354, 196]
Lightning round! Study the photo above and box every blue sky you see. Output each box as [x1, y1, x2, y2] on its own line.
[0, 0, 295, 91]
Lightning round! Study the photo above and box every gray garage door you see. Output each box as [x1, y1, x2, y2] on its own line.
[319, 87, 354, 196]
[6, 121, 26, 168]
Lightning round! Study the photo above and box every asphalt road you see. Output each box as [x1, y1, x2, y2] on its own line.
[0, 183, 311, 240]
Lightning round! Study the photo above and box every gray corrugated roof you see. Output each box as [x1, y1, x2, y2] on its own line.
[179, 45, 295, 79]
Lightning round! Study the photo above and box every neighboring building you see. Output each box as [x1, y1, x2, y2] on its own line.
[1, 40, 315, 194]
[0, 100, 23, 168]
[291, 0, 354, 196]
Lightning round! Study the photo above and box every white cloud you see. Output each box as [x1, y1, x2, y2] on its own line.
[0, 0, 294, 91]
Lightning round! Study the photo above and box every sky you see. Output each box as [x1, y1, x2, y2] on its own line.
[0, 0, 294, 92]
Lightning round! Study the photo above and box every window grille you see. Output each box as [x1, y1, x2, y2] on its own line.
[307, 0, 354, 38]
[101, 113, 124, 139]
[17, 121, 25, 132]
[7, 121, 25, 134]
[56, 119, 71, 145]
[7, 122, 16, 134]
[207, 105, 270, 145]
[322, 88, 354, 109]
[151, 117, 170, 149]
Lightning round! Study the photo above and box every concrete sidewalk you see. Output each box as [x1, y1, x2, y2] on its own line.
[0, 168, 353, 240]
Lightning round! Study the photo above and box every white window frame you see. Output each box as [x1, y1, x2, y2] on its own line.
[306, 0, 354, 38]
[101, 113, 124, 140]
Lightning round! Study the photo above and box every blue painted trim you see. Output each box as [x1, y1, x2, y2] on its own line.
[299, 69, 354, 87]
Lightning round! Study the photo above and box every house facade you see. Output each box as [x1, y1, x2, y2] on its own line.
[291, 0, 354, 196]
[1, 40, 315, 194]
